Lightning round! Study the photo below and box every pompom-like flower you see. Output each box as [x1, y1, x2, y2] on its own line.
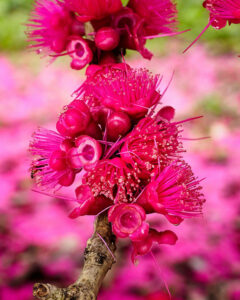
[27, 0, 73, 54]
[203, 0, 240, 29]
[121, 117, 184, 178]
[184, 0, 240, 52]
[29, 128, 77, 188]
[137, 162, 205, 222]
[108, 203, 149, 241]
[69, 185, 112, 218]
[77, 64, 162, 120]
[131, 229, 178, 262]
[83, 158, 140, 203]
[65, 0, 122, 22]
[128, 0, 177, 35]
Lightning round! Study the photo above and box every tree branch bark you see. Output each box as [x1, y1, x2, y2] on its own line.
[33, 213, 116, 300]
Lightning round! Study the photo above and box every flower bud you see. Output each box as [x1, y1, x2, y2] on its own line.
[58, 169, 76, 186]
[56, 102, 91, 137]
[49, 150, 67, 171]
[84, 120, 102, 140]
[106, 111, 131, 141]
[95, 27, 120, 51]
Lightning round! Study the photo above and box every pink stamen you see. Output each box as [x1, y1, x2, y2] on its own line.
[183, 22, 211, 53]
[96, 232, 116, 262]
[150, 251, 172, 300]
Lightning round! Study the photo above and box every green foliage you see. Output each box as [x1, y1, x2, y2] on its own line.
[0, 0, 34, 51]
[121, 0, 129, 6]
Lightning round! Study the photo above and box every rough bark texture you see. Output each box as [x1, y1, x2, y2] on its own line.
[33, 213, 116, 300]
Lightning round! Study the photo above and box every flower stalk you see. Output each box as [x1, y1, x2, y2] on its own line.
[33, 212, 116, 300]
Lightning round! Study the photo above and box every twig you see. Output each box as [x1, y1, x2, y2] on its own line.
[33, 213, 116, 300]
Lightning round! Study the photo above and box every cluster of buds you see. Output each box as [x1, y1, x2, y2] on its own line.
[27, 0, 178, 69]
[30, 63, 205, 261]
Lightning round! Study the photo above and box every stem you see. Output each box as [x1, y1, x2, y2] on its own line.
[33, 213, 116, 300]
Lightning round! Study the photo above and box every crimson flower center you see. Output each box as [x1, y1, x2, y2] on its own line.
[82, 145, 95, 161]
[120, 211, 139, 232]
[75, 42, 85, 57]
[117, 17, 134, 29]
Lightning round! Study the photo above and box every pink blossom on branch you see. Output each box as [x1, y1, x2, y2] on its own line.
[29, 128, 77, 188]
[121, 117, 184, 178]
[83, 158, 140, 203]
[76, 64, 162, 120]
[26, 0, 182, 69]
[203, 0, 240, 28]
[184, 0, 240, 52]
[27, 0, 74, 54]
[29, 59, 205, 263]
[137, 162, 205, 223]
[128, 0, 177, 36]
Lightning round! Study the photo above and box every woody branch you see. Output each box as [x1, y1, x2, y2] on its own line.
[33, 212, 116, 300]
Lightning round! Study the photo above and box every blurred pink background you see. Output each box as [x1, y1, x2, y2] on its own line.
[1, 44, 240, 300]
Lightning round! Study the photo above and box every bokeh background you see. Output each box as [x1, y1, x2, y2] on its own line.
[1, 1, 240, 299]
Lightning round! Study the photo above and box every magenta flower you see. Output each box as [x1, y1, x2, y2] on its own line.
[65, 0, 122, 22]
[69, 185, 112, 218]
[83, 158, 140, 203]
[184, 0, 240, 52]
[121, 117, 183, 178]
[131, 229, 178, 262]
[203, 0, 240, 29]
[77, 64, 162, 120]
[137, 162, 205, 222]
[108, 203, 149, 241]
[27, 0, 73, 54]
[29, 128, 77, 188]
[128, 0, 177, 36]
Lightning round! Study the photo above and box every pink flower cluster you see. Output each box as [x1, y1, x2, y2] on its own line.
[30, 62, 205, 261]
[27, 0, 178, 69]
